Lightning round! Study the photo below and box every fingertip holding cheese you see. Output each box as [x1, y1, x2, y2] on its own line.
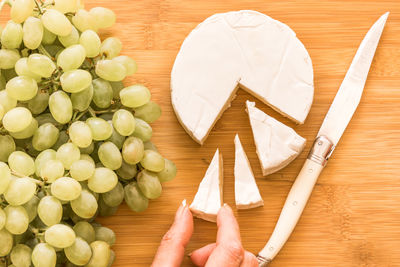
[189, 149, 223, 222]
[246, 101, 306, 176]
[234, 134, 264, 209]
[171, 10, 314, 145]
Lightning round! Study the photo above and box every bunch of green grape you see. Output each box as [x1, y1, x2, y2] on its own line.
[0, 0, 177, 266]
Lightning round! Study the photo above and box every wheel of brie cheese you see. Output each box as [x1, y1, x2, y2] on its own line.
[246, 101, 306, 176]
[171, 10, 314, 144]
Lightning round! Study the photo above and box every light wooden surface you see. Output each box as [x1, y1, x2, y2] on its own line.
[3, 1, 400, 266]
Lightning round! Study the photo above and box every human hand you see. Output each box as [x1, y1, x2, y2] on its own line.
[152, 201, 258, 267]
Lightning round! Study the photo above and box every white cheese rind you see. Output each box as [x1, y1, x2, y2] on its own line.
[189, 149, 223, 222]
[246, 101, 306, 176]
[171, 10, 314, 144]
[234, 134, 264, 209]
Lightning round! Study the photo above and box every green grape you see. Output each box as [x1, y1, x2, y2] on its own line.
[64, 237, 92, 266]
[71, 190, 98, 219]
[69, 121, 92, 148]
[34, 149, 56, 177]
[28, 91, 49, 114]
[92, 78, 113, 108]
[54, 0, 78, 13]
[157, 158, 177, 182]
[61, 69, 92, 93]
[79, 30, 101, 58]
[120, 84, 151, 108]
[0, 162, 10, 194]
[89, 7, 116, 29]
[86, 117, 113, 141]
[23, 16, 44, 50]
[0, 76, 6, 91]
[71, 83, 93, 111]
[99, 113, 113, 121]
[98, 142, 122, 170]
[108, 250, 115, 267]
[86, 241, 111, 267]
[27, 54, 56, 78]
[116, 160, 137, 180]
[0, 90, 17, 112]
[57, 44, 86, 71]
[58, 26, 79, 47]
[1, 21, 23, 49]
[10, 0, 35, 23]
[51, 177, 82, 201]
[0, 208, 5, 230]
[42, 45, 63, 58]
[131, 118, 152, 142]
[41, 9, 72, 36]
[110, 81, 124, 99]
[107, 122, 125, 149]
[122, 136, 144, 164]
[5, 205, 29, 234]
[80, 153, 95, 164]
[49, 91, 73, 124]
[137, 170, 162, 199]
[70, 160, 95, 183]
[8, 151, 35, 176]
[10, 244, 32, 267]
[95, 59, 126, 82]
[51, 131, 68, 151]
[35, 112, 59, 126]
[0, 229, 13, 256]
[0, 49, 20, 69]
[32, 123, 60, 151]
[5, 76, 38, 101]
[38, 196, 62, 226]
[100, 37, 122, 59]
[112, 109, 135, 136]
[41, 159, 64, 183]
[45, 224, 76, 249]
[3, 66, 18, 81]
[22, 195, 39, 222]
[73, 221, 95, 244]
[0, 104, 3, 120]
[9, 118, 38, 139]
[102, 182, 124, 207]
[32, 243, 56, 267]
[140, 150, 165, 172]
[72, 9, 96, 32]
[56, 143, 80, 170]
[95, 226, 116, 246]
[41, 27, 57, 45]
[124, 182, 149, 212]
[113, 55, 137, 76]
[4, 177, 36, 205]
[79, 142, 94, 154]
[2, 107, 32, 132]
[88, 167, 118, 193]
[134, 101, 162, 123]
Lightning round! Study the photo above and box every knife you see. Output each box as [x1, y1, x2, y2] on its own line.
[257, 12, 389, 266]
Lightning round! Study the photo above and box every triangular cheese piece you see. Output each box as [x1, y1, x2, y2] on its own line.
[189, 149, 223, 222]
[246, 101, 306, 176]
[234, 134, 264, 209]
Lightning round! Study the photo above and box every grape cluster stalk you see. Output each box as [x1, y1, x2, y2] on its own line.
[0, 0, 177, 266]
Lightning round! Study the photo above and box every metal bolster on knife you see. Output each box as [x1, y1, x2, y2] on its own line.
[307, 136, 335, 166]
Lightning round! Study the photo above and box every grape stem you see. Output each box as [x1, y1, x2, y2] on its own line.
[88, 107, 97, 117]
[38, 45, 53, 60]
[33, 0, 43, 14]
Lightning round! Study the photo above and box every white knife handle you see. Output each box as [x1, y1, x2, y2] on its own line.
[257, 136, 334, 266]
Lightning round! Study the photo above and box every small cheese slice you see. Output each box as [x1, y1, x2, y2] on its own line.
[234, 134, 264, 209]
[189, 149, 223, 222]
[246, 101, 306, 176]
[171, 10, 314, 144]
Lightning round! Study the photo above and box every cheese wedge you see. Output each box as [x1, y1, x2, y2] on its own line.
[171, 10, 314, 144]
[246, 101, 306, 176]
[189, 149, 223, 222]
[234, 134, 264, 209]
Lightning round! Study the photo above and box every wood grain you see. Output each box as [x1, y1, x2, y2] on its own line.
[2, 0, 400, 266]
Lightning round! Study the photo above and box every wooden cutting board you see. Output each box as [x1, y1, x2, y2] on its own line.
[2, 0, 400, 266]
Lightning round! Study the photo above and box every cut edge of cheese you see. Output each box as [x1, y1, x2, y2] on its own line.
[246, 100, 306, 176]
[189, 149, 223, 222]
[234, 134, 264, 209]
[171, 10, 314, 145]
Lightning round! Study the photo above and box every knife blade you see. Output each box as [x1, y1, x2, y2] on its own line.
[257, 12, 389, 266]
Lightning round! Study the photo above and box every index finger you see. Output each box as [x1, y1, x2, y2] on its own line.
[216, 203, 241, 244]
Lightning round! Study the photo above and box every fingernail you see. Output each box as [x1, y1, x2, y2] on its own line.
[182, 199, 187, 207]
[176, 199, 187, 218]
